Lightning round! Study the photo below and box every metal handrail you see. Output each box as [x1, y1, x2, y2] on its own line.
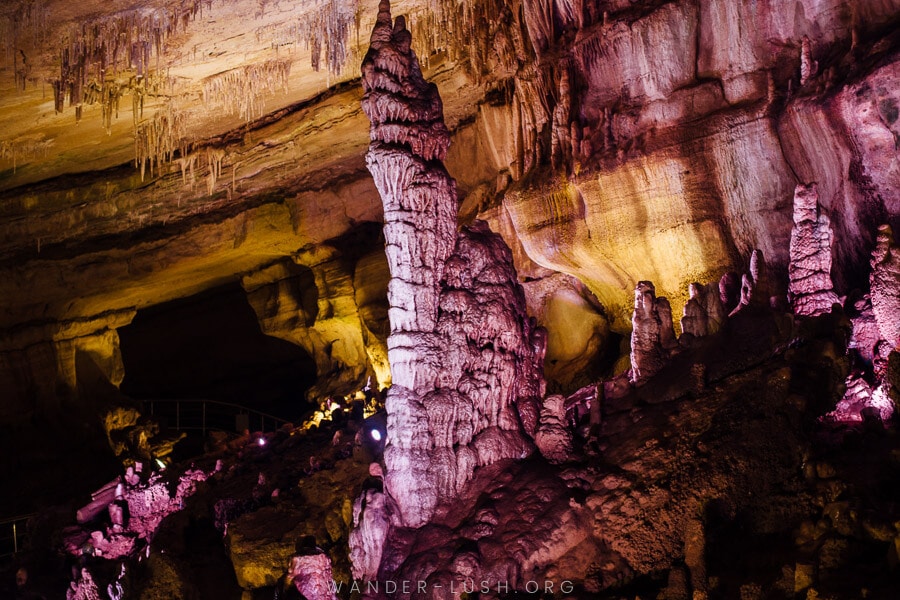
[0, 513, 35, 558]
[142, 398, 290, 435]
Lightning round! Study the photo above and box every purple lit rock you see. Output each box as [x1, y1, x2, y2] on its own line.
[828, 374, 895, 423]
[849, 296, 881, 363]
[534, 394, 574, 464]
[361, 0, 545, 530]
[870, 225, 900, 348]
[729, 250, 767, 317]
[288, 552, 338, 600]
[681, 283, 709, 338]
[719, 272, 741, 314]
[66, 569, 100, 600]
[788, 184, 840, 316]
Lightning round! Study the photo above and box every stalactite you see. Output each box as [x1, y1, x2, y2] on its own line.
[175, 153, 198, 188]
[133, 105, 186, 181]
[202, 59, 291, 121]
[205, 148, 226, 195]
[294, 0, 356, 76]
[1, 1, 50, 68]
[0, 135, 54, 173]
[46, 1, 205, 131]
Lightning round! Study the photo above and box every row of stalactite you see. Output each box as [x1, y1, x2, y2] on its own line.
[173, 147, 227, 196]
[297, 0, 356, 76]
[0, 0, 50, 88]
[49, 1, 209, 120]
[202, 59, 292, 121]
[134, 107, 231, 197]
[134, 106, 188, 182]
[0, 136, 54, 173]
[248, 0, 505, 78]
[251, 0, 356, 77]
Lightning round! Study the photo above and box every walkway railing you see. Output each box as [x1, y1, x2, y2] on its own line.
[142, 398, 290, 435]
[0, 513, 35, 559]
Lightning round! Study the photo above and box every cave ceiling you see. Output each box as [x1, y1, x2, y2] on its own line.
[0, 0, 499, 329]
[0, 0, 462, 189]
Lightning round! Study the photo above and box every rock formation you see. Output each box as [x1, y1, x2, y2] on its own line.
[360, 0, 545, 529]
[630, 281, 677, 385]
[729, 250, 768, 317]
[788, 183, 840, 316]
[681, 283, 710, 338]
[288, 552, 338, 600]
[348, 487, 389, 581]
[242, 246, 392, 399]
[870, 225, 900, 348]
[719, 272, 741, 315]
[848, 295, 881, 363]
[534, 394, 574, 464]
[681, 281, 726, 339]
[828, 374, 895, 423]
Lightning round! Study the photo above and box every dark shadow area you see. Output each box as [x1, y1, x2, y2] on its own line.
[119, 282, 317, 422]
[0, 351, 123, 516]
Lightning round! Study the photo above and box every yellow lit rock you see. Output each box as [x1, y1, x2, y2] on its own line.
[505, 157, 734, 332]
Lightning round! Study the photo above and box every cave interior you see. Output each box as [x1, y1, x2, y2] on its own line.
[1, 0, 900, 598]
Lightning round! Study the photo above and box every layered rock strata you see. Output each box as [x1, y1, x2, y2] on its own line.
[788, 183, 841, 316]
[360, 0, 545, 529]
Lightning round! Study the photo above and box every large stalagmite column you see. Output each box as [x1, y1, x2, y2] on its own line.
[870, 225, 900, 348]
[360, 0, 545, 529]
[788, 183, 840, 316]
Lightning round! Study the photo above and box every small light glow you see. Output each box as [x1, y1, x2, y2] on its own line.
[155, 459, 166, 470]
[370, 429, 382, 442]
[329, 401, 341, 411]
[257, 437, 266, 446]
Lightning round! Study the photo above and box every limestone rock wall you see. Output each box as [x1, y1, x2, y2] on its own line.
[480, 0, 900, 332]
[0, 311, 135, 420]
[242, 244, 391, 400]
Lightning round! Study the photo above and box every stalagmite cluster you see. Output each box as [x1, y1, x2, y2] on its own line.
[630, 247, 770, 386]
[788, 183, 840, 316]
[680, 282, 725, 338]
[630, 281, 676, 385]
[358, 0, 544, 530]
[729, 249, 768, 316]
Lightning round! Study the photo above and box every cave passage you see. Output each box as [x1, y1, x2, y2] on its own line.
[119, 282, 317, 422]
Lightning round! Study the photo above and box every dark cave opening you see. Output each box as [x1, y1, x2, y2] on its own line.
[118, 281, 317, 423]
